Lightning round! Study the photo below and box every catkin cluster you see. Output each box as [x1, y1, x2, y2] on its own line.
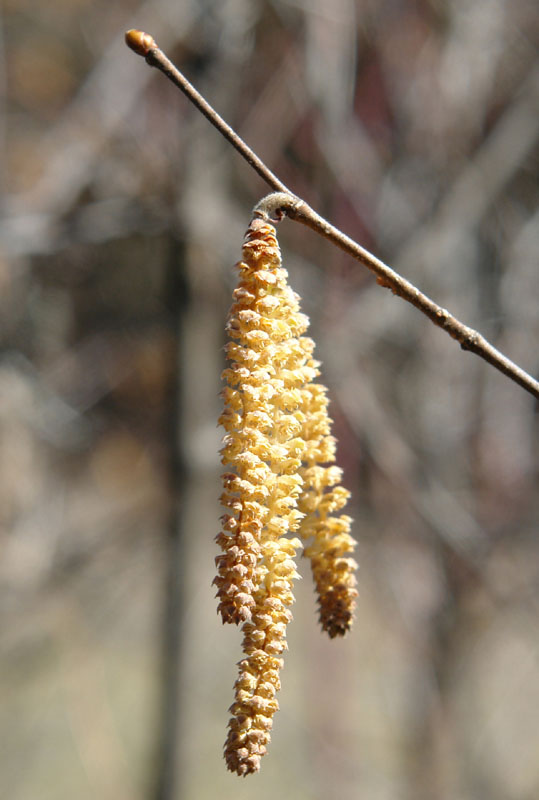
[215, 215, 357, 775]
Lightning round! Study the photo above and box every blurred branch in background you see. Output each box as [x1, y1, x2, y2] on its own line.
[151, 236, 188, 800]
[1, 1, 538, 799]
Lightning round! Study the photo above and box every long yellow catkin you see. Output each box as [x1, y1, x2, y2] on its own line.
[215, 216, 357, 775]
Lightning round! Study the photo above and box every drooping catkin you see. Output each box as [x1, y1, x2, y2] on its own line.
[214, 218, 314, 627]
[297, 381, 358, 638]
[216, 214, 357, 775]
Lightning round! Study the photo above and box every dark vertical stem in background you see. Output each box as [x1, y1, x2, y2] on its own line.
[152, 234, 190, 800]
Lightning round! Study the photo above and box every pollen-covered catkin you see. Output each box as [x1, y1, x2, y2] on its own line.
[216, 214, 357, 775]
[298, 381, 358, 638]
[214, 218, 313, 626]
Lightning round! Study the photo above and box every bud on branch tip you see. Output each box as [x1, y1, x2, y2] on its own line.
[125, 29, 156, 57]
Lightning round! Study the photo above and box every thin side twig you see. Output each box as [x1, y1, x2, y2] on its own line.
[125, 30, 539, 400]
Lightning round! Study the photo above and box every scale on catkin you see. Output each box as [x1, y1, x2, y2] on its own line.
[214, 209, 357, 776]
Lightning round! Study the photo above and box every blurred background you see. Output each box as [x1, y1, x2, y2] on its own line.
[1, 1, 538, 798]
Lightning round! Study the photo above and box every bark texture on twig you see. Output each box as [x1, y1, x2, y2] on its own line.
[125, 30, 539, 400]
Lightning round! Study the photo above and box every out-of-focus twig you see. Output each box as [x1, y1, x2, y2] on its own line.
[125, 30, 539, 400]
[1, 0, 197, 250]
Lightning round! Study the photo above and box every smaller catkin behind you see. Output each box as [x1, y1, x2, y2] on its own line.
[298, 381, 357, 638]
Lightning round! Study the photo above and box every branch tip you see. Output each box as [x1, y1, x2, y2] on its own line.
[125, 29, 156, 57]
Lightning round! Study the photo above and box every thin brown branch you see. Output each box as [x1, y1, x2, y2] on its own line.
[124, 30, 288, 193]
[125, 30, 539, 400]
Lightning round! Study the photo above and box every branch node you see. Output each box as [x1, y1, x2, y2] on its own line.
[253, 192, 302, 223]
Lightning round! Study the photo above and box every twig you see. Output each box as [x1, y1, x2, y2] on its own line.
[125, 30, 539, 400]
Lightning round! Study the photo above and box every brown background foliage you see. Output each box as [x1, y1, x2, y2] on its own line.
[1, 1, 538, 799]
